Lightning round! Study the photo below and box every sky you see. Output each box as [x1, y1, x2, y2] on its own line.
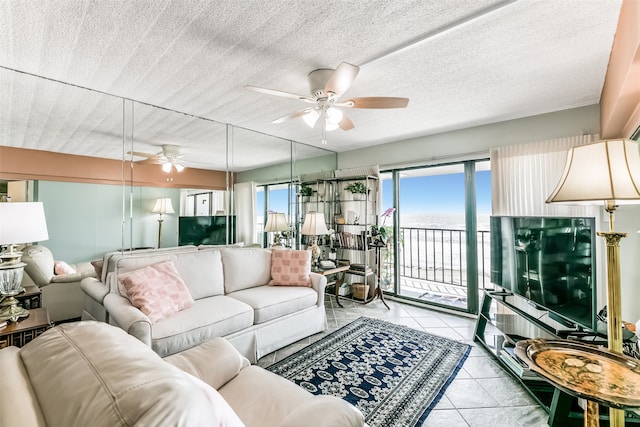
[382, 170, 491, 216]
[259, 169, 492, 220]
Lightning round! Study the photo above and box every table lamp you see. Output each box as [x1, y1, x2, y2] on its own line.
[546, 138, 640, 427]
[0, 202, 49, 322]
[300, 212, 329, 267]
[152, 198, 175, 249]
[264, 212, 289, 247]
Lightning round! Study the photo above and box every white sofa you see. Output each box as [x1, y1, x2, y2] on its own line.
[101, 247, 327, 362]
[0, 321, 364, 427]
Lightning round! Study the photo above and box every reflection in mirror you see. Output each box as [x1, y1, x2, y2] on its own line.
[129, 101, 228, 249]
[231, 127, 292, 247]
[0, 67, 126, 263]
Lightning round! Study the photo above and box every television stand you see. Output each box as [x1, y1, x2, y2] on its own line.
[474, 290, 640, 426]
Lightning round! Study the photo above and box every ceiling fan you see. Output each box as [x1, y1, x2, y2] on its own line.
[244, 62, 409, 144]
[128, 144, 186, 173]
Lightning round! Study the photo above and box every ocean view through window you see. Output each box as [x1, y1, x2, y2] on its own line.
[381, 161, 491, 312]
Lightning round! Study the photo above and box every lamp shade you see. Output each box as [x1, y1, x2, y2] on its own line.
[152, 198, 175, 214]
[264, 212, 289, 232]
[546, 139, 640, 205]
[0, 202, 49, 245]
[300, 212, 329, 236]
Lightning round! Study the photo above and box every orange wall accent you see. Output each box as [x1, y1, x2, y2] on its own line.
[0, 146, 229, 190]
[600, 0, 640, 138]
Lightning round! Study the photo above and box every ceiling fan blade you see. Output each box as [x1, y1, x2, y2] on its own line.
[244, 85, 315, 103]
[127, 150, 155, 158]
[137, 158, 163, 165]
[272, 108, 314, 124]
[339, 97, 409, 109]
[324, 63, 359, 98]
[339, 114, 355, 131]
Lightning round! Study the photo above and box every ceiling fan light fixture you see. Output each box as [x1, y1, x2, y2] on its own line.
[325, 107, 343, 124]
[162, 162, 172, 173]
[303, 109, 320, 128]
[174, 163, 185, 173]
[325, 119, 339, 132]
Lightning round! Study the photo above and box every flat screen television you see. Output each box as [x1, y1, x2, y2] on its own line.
[179, 216, 236, 246]
[490, 216, 597, 332]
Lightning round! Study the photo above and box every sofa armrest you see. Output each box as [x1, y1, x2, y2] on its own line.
[80, 277, 109, 303]
[279, 395, 365, 427]
[164, 337, 250, 390]
[103, 293, 152, 347]
[310, 272, 327, 307]
[49, 273, 84, 284]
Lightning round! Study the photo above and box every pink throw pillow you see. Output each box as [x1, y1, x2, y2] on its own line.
[118, 260, 194, 323]
[54, 261, 76, 275]
[269, 250, 312, 287]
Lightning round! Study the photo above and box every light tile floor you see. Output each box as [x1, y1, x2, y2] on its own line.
[257, 296, 550, 427]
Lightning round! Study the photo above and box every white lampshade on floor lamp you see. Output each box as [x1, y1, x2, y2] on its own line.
[301, 212, 329, 266]
[546, 138, 640, 427]
[264, 212, 289, 247]
[0, 202, 49, 322]
[152, 198, 175, 249]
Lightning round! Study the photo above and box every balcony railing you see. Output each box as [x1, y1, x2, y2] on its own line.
[387, 227, 491, 291]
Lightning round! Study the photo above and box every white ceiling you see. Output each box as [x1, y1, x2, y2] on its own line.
[0, 0, 623, 170]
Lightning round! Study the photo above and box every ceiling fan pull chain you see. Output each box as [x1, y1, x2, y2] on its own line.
[322, 112, 328, 145]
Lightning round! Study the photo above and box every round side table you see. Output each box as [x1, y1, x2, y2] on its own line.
[516, 338, 640, 427]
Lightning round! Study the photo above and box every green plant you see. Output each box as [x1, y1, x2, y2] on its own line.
[345, 181, 367, 194]
[299, 184, 313, 197]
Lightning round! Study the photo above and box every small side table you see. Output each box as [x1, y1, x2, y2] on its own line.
[0, 308, 52, 349]
[313, 265, 350, 308]
[516, 338, 640, 427]
[16, 285, 42, 310]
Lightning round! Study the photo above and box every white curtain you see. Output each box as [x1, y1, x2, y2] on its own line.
[234, 181, 256, 244]
[491, 134, 601, 217]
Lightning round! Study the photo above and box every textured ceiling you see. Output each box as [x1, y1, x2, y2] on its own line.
[0, 0, 623, 170]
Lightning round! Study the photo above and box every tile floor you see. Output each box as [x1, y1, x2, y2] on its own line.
[257, 296, 550, 427]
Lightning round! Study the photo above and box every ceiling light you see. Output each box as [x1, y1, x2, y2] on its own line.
[325, 119, 339, 132]
[303, 109, 320, 128]
[326, 107, 343, 124]
[174, 163, 185, 173]
[162, 163, 172, 173]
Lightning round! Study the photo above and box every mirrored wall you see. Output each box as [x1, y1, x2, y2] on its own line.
[0, 66, 337, 262]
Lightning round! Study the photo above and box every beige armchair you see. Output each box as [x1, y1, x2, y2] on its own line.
[21, 245, 97, 323]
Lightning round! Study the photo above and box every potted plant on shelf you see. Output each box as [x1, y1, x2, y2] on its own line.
[345, 181, 368, 200]
[299, 184, 314, 202]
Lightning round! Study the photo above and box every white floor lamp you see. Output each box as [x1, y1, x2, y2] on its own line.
[547, 138, 640, 427]
[152, 198, 175, 249]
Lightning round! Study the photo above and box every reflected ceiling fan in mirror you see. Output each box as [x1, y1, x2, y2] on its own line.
[244, 62, 409, 145]
[128, 144, 186, 173]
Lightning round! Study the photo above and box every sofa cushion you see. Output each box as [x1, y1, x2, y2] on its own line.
[19, 322, 221, 427]
[221, 248, 272, 293]
[184, 372, 246, 427]
[269, 250, 312, 287]
[151, 295, 254, 357]
[174, 249, 224, 299]
[118, 260, 194, 323]
[219, 365, 313, 427]
[227, 285, 318, 324]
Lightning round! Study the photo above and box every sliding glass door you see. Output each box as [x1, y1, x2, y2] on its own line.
[382, 160, 491, 313]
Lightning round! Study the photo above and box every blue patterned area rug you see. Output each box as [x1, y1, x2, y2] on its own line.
[266, 316, 471, 427]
